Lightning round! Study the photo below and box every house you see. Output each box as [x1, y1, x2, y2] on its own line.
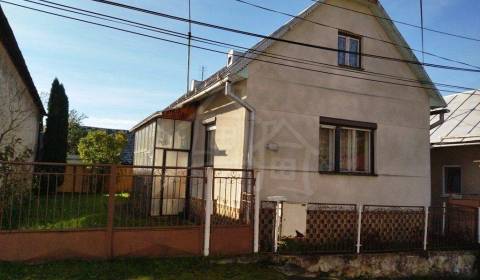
[430, 90, 480, 206]
[131, 0, 447, 208]
[0, 5, 45, 160]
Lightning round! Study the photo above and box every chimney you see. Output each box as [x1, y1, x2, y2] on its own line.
[227, 49, 243, 67]
[190, 80, 201, 92]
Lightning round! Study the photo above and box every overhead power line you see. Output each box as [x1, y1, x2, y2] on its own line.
[3, 0, 467, 96]
[21, 0, 476, 92]
[232, 0, 480, 70]
[307, 0, 480, 43]
[85, 0, 480, 73]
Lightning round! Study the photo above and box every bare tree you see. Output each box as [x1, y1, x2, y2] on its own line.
[0, 61, 36, 160]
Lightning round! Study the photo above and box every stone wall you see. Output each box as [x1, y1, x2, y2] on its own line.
[271, 251, 478, 278]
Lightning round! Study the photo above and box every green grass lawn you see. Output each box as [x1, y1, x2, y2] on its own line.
[0, 258, 473, 280]
[0, 258, 284, 280]
[1, 193, 193, 230]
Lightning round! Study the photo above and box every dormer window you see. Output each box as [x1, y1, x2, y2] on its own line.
[338, 32, 361, 68]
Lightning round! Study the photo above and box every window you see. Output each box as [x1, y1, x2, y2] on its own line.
[444, 166, 461, 194]
[156, 119, 192, 150]
[338, 33, 361, 68]
[204, 124, 216, 167]
[319, 117, 375, 174]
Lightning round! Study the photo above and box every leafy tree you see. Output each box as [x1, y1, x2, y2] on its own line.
[42, 78, 69, 163]
[67, 109, 87, 155]
[78, 130, 127, 164]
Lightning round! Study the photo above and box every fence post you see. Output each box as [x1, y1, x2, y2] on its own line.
[442, 201, 446, 235]
[356, 204, 363, 254]
[477, 207, 480, 244]
[106, 164, 117, 259]
[253, 171, 261, 253]
[203, 167, 213, 257]
[273, 201, 282, 253]
[423, 206, 429, 251]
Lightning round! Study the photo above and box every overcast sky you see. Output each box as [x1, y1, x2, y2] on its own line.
[3, 0, 480, 129]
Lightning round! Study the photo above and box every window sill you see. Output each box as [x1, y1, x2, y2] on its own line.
[338, 64, 364, 71]
[318, 171, 378, 177]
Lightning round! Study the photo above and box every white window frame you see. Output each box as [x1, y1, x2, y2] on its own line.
[442, 165, 462, 195]
[320, 124, 335, 171]
[338, 34, 361, 68]
[339, 127, 371, 173]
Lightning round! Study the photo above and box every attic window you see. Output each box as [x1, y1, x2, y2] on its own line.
[338, 32, 361, 68]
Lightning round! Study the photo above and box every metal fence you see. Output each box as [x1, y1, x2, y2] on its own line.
[261, 201, 479, 254]
[278, 203, 357, 254]
[0, 162, 111, 231]
[428, 205, 478, 250]
[259, 201, 277, 252]
[211, 169, 255, 226]
[0, 162, 212, 231]
[114, 166, 206, 228]
[361, 205, 424, 252]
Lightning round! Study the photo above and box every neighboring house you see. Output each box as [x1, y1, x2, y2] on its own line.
[430, 90, 480, 206]
[0, 5, 45, 160]
[132, 0, 446, 207]
[67, 126, 135, 165]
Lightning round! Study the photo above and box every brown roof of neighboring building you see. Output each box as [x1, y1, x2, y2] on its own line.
[0, 5, 46, 115]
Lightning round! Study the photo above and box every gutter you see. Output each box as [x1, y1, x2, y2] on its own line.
[174, 78, 229, 109]
[224, 79, 259, 253]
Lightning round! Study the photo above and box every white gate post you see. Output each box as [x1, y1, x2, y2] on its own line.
[273, 201, 282, 253]
[253, 171, 262, 253]
[356, 204, 363, 254]
[203, 167, 214, 257]
[423, 206, 429, 251]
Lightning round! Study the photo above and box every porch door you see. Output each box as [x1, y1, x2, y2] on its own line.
[150, 118, 192, 216]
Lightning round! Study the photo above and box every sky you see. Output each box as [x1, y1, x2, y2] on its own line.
[2, 0, 480, 129]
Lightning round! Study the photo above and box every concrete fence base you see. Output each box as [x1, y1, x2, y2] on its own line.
[271, 251, 478, 279]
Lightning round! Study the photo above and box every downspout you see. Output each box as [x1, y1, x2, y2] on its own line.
[224, 80, 255, 169]
[224, 80, 259, 253]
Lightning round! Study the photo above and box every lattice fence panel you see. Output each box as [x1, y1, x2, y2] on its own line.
[361, 206, 424, 252]
[259, 201, 276, 252]
[305, 204, 357, 253]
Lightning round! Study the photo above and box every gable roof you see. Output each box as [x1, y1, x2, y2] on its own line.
[167, 0, 446, 110]
[430, 90, 480, 147]
[0, 5, 46, 115]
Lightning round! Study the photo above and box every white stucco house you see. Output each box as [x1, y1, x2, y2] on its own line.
[0, 5, 45, 160]
[131, 0, 447, 208]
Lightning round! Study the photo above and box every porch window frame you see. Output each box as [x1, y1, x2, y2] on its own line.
[153, 118, 192, 168]
[319, 116, 376, 176]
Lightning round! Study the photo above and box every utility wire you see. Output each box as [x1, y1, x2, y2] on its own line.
[85, 0, 480, 73]
[233, 0, 480, 70]
[24, 0, 476, 92]
[186, 0, 192, 93]
[419, 0, 425, 63]
[306, 0, 480, 43]
[3, 0, 467, 95]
